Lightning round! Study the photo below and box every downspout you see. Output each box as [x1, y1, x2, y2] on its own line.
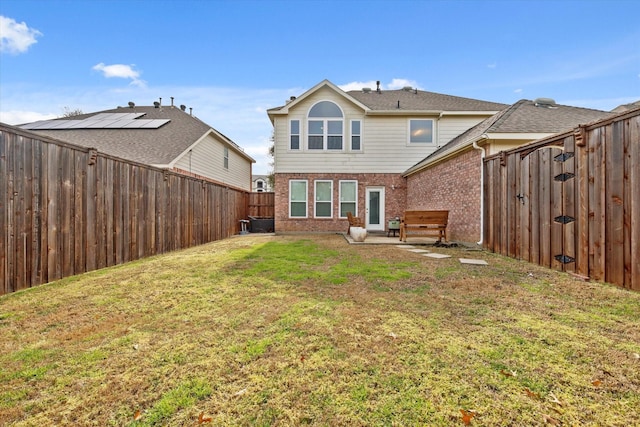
[472, 134, 489, 246]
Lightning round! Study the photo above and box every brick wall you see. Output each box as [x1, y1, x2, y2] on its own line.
[406, 148, 482, 244]
[275, 173, 407, 232]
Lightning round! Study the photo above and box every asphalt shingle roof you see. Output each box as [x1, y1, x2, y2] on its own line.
[405, 99, 613, 174]
[346, 88, 508, 112]
[22, 105, 232, 165]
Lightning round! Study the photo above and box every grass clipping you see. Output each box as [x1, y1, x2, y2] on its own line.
[1, 234, 639, 426]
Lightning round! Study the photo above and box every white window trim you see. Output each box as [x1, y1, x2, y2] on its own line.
[407, 118, 435, 145]
[314, 180, 333, 218]
[289, 179, 308, 218]
[223, 146, 229, 169]
[339, 180, 358, 218]
[307, 100, 345, 151]
[350, 119, 362, 151]
[289, 119, 301, 151]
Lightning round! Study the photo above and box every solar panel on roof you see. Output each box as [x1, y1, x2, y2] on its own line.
[20, 112, 168, 130]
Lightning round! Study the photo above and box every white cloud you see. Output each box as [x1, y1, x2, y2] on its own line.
[0, 16, 42, 54]
[0, 110, 56, 125]
[487, 63, 497, 69]
[338, 78, 422, 92]
[338, 80, 379, 92]
[92, 63, 146, 87]
[514, 88, 523, 94]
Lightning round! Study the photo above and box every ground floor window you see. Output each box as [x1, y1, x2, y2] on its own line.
[289, 180, 307, 217]
[339, 180, 357, 217]
[314, 180, 333, 217]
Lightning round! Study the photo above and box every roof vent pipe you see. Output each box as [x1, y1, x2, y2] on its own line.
[159, 97, 162, 106]
[189, 107, 193, 116]
[397, 100, 400, 109]
[171, 97, 174, 107]
[376, 80, 381, 93]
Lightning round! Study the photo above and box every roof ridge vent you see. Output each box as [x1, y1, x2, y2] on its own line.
[402, 86, 413, 91]
[534, 98, 557, 108]
[362, 87, 371, 93]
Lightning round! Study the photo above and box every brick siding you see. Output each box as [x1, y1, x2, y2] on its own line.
[275, 173, 407, 233]
[406, 149, 482, 244]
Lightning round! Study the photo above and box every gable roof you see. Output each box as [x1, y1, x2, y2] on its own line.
[403, 99, 613, 176]
[267, 80, 370, 121]
[20, 105, 254, 166]
[267, 79, 508, 121]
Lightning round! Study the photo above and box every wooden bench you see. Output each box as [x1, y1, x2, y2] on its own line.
[400, 210, 448, 243]
[346, 211, 364, 234]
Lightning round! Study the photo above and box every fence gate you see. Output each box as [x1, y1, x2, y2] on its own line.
[518, 145, 575, 272]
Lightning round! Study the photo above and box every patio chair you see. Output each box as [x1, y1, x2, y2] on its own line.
[346, 211, 364, 234]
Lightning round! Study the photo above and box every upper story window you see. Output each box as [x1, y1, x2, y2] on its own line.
[308, 101, 343, 151]
[351, 120, 361, 151]
[290, 120, 300, 150]
[409, 119, 434, 144]
[223, 146, 229, 169]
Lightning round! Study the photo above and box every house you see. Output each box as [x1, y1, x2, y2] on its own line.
[403, 99, 613, 244]
[20, 101, 255, 191]
[252, 174, 272, 192]
[267, 79, 507, 233]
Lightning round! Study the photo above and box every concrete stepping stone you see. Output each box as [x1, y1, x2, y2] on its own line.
[397, 244, 416, 248]
[423, 253, 451, 259]
[407, 248, 430, 253]
[459, 258, 488, 265]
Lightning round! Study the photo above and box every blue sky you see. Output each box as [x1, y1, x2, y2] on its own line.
[1, 0, 639, 174]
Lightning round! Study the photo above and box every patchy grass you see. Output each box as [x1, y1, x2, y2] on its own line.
[1, 234, 639, 426]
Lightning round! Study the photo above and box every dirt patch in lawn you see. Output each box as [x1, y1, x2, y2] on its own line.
[1, 234, 639, 426]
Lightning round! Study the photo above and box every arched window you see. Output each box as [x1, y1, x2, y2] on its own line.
[307, 101, 343, 150]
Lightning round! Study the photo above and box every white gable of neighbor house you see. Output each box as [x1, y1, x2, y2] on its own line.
[273, 85, 494, 174]
[170, 131, 252, 191]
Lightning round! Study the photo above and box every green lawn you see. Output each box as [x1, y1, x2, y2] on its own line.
[1, 234, 639, 426]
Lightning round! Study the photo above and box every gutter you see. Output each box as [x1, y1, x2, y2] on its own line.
[472, 134, 489, 246]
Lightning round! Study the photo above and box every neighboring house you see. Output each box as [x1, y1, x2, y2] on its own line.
[267, 79, 507, 233]
[252, 174, 272, 192]
[20, 102, 255, 191]
[612, 100, 640, 113]
[403, 99, 612, 244]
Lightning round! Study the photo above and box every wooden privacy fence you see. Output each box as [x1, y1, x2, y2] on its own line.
[1, 124, 250, 295]
[483, 108, 639, 291]
[248, 191, 274, 218]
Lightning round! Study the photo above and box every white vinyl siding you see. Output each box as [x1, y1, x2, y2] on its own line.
[273, 86, 495, 174]
[289, 180, 308, 217]
[314, 180, 333, 218]
[339, 180, 357, 218]
[172, 134, 252, 191]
